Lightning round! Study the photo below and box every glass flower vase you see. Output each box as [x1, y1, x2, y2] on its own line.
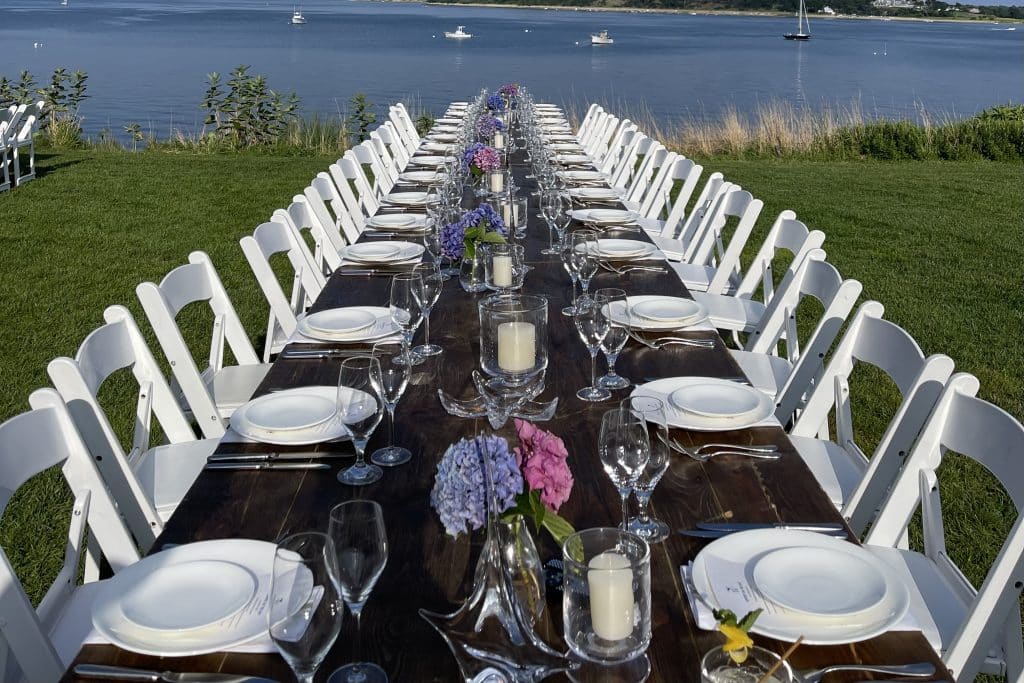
[460, 250, 488, 293]
[496, 515, 546, 626]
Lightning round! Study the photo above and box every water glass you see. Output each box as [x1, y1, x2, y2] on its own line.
[412, 263, 444, 356]
[269, 532, 344, 683]
[562, 528, 651, 664]
[700, 646, 795, 683]
[369, 341, 410, 468]
[389, 272, 425, 367]
[337, 357, 385, 486]
[595, 288, 631, 390]
[574, 297, 611, 402]
[571, 230, 600, 306]
[513, 196, 529, 240]
[621, 396, 670, 543]
[327, 501, 390, 683]
[599, 407, 650, 529]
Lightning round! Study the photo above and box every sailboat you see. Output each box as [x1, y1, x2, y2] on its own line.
[784, 0, 810, 40]
[291, 6, 306, 24]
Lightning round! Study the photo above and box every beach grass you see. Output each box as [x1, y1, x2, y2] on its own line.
[0, 149, 1022, 630]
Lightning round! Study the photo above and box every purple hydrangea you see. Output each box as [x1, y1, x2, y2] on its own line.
[440, 203, 508, 260]
[487, 93, 506, 111]
[476, 114, 506, 138]
[430, 435, 524, 537]
[498, 83, 519, 97]
[461, 142, 486, 172]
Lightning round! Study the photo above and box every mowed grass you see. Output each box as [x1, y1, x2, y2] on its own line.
[1, 150, 1023, 625]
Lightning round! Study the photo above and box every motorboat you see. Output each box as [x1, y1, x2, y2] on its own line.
[291, 8, 306, 24]
[444, 26, 472, 39]
[591, 30, 613, 45]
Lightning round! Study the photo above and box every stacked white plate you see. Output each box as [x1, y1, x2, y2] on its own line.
[382, 191, 437, 207]
[231, 386, 352, 444]
[297, 306, 400, 343]
[691, 529, 911, 644]
[340, 241, 424, 265]
[553, 154, 592, 165]
[633, 377, 774, 431]
[558, 170, 607, 184]
[365, 213, 429, 231]
[607, 295, 707, 330]
[593, 238, 657, 260]
[408, 155, 455, 167]
[417, 142, 455, 154]
[568, 187, 623, 202]
[91, 539, 277, 656]
[434, 117, 461, 125]
[549, 142, 585, 153]
[428, 133, 458, 142]
[571, 208, 641, 225]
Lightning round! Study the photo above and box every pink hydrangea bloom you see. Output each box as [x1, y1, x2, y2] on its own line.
[472, 145, 503, 173]
[513, 418, 574, 512]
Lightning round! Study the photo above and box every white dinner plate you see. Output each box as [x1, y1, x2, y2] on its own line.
[341, 242, 424, 264]
[668, 381, 764, 419]
[632, 377, 775, 431]
[549, 142, 584, 152]
[408, 155, 454, 167]
[753, 546, 889, 617]
[691, 529, 910, 645]
[427, 133, 458, 142]
[297, 306, 400, 343]
[594, 238, 652, 259]
[230, 386, 357, 445]
[607, 296, 707, 331]
[569, 187, 622, 201]
[92, 539, 276, 656]
[571, 208, 640, 225]
[554, 154, 592, 165]
[418, 142, 455, 153]
[303, 307, 378, 334]
[242, 392, 339, 432]
[558, 170, 607, 183]
[365, 213, 428, 231]
[398, 171, 443, 185]
[382, 191, 436, 207]
[631, 298, 702, 322]
[434, 117, 461, 124]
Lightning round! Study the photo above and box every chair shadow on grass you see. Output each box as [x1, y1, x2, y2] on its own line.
[32, 152, 87, 181]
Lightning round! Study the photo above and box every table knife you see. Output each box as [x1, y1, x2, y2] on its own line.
[698, 521, 846, 533]
[208, 452, 352, 462]
[74, 664, 280, 683]
[204, 462, 330, 471]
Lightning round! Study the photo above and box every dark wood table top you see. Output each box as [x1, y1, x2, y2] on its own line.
[64, 142, 950, 682]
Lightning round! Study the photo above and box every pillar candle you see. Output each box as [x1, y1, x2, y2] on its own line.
[490, 172, 504, 193]
[493, 131, 505, 149]
[502, 201, 513, 227]
[492, 255, 513, 287]
[497, 322, 535, 373]
[587, 552, 634, 641]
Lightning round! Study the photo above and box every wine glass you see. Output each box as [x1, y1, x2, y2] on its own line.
[539, 190, 561, 255]
[552, 193, 573, 248]
[598, 407, 651, 530]
[269, 532, 344, 683]
[574, 297, 611, 402]
[560, 236, 580, 317]
[571, 229, 600, 306]
[337, 356, 385, 486]
[327, 501, 389, 683]
[412, 263, 444, 356]
[369, 341, 410, 468]
[595, 288, 631, 390]
[421, 229, 449, 280]
[389, 272, 425, 367]
[621, 396, 671, 542]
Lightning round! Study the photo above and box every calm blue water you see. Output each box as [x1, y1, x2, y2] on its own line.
[2, 0, 1021, 135]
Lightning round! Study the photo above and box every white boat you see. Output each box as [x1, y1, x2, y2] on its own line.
[291, 8, 306, 24]
[444, 26, 472, 39]
[784, 0, 810, 40]
[591, 30, 613, 45]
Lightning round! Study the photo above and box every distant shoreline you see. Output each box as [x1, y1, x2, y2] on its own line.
[397, 1, 1023, 25]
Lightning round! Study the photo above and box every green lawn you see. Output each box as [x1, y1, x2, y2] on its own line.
[1, 150, 1023, 626]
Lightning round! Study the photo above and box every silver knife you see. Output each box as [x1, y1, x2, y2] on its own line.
[696, 522, 847, 534]
[280, 348, 372, 359]
[208, 452, 352, 462]
[204, 462, 331, 471]
[74, 664, 280, 683]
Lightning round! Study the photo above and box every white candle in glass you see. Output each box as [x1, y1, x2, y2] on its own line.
[587, 552, 635, 641]
[490, 172, 504, 193]
[502, 201, 512, 227]
[492, 255, 513, 287]
[493, 131, 505, 149]
[497, 322, 535, 373]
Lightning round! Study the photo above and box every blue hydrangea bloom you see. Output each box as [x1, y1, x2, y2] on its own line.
[440, 203, 508, 260]
[430, 435, 524, 537]
[487, 93, 507, 111]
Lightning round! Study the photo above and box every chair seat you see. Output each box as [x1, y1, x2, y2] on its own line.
[729, 350, 791, 397]
[787, 434, 868, 508]
[690, 292, 766, 333]
[46, 580, 105, 671]
[651, 234, 684, 259]
[207, 363, 272, 417]
[133, 438, 220, 519]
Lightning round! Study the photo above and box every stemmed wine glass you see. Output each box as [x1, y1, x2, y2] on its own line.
[574, 296, 611, 402]
[571, 229, 600, 307]
[594, 288, 631, 390]
[326, 501, 389, 683]
[412, 263, 444, 356]
[337, 356, 385, 486]
[621, 396, 671, 542]
[540, 190, 561, 255]
[389, 272, 425, 367]
[560, 236, 580, 317]
[369, 341, 410, 468]
[598, 407, 651, 530]
[552, 193, 573, 248]
[269, 532, 344, 683]
[421, 229, 449, 281]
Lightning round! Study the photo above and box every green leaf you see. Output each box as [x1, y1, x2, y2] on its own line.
[540, 511, 575, 547]
[712, 608, 739, 627]
[480, 231, 507, 245]
[738, 609, 763, 632]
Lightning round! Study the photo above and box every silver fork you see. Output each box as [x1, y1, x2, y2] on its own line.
[600, 262, 666, 275]
[797, 662, 936, 683]
[668, 437, 781, 462]
[627, 329, 715, 349]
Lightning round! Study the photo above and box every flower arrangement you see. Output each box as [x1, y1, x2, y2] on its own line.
[461, 142, 503, 176]
[476, 114, 506, 139]
[487, 93, 507, 112]
[440, 203, 507, 260]
[712, 608, 762, 664]
[430, 423, 576, 545]
[498, 83, 520, 97]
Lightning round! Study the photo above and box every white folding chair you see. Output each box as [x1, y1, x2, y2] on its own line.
[864, 373, 1024, 682]
[48, 305, 219, 534]
[272, 196, 344, 275]
[11, 101, 44, 186]
[353, 142, 393, 200]
[241, 217, 326, 361]
[0, 389, 141, 682]
[307, 173, 360, 246]
[786, 301, 955, 523]
[377, 122, 411, 170]
[338, 150, 381, 217]
[610, 137, 663, 193]
[0, 104, 26, 193]
[650, 172, 728, 253]
[389, 104, 421, 154]
[622, 150, 678, 214]
[136, 252, 270, 432]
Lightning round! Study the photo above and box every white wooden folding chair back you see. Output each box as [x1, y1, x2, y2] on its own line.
[352, 142, 391, 200]
[0, 104, 25, 193]
[0, 389, 141, 682]
[136, 251, 268, 430]
[579, 112, 614, 155]
[599, 129, 643, 178]
[576, 108, 607, 147]
[47, 306, 216, 548]
[865, 373, 1024, 682]
[583, 115, 622, 163]
[787, 301, 955, 529]
[241, 218, 326, 361]
[611, 137, 661, 192]
[593, 120, 636, 170]
[365, 136, 400, 191]
[309, 173, 360, 245]
[648, 158, 704, 235]
[12, 101, 44, 185]
[574, 103, 601, 137]
[377, 123, 410, 170]
[388, 106, 420, 155]
[653, 173, 729, 254]
[340, 150, 381, 216]
[327, 160, 370, 231]
[273, 196, 344, 275]
[732, 211, 825, 301]
[622, 149, 675, 214]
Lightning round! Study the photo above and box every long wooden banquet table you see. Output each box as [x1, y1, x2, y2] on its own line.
[64, 135, 951, 682]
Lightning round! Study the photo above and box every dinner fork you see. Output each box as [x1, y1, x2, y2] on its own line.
[797, 662, 936, 683]
[667, 437, 781, 462]
[627, 329, 715, 349]
[599, 262, 666, 275]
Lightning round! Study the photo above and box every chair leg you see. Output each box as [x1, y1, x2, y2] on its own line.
[0, 148, 10, 192]
[14, 142, 35, 185]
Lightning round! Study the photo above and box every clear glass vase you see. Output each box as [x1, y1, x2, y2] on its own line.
[497, 516, 546, 625]
[460, 251, 488, 293]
